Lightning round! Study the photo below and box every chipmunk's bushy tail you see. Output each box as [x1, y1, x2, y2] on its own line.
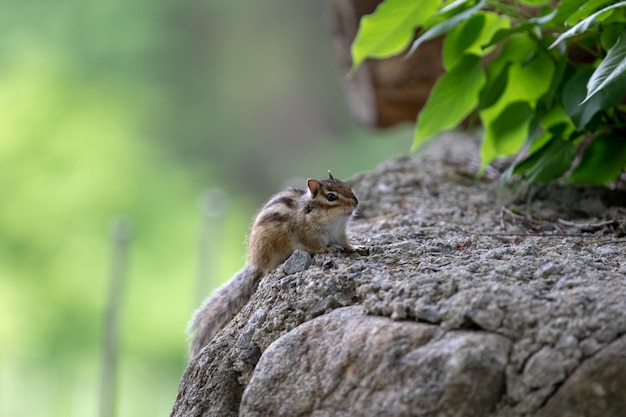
[188, 264, 263, 358]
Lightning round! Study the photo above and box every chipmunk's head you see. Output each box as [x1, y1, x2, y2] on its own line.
[306, 171, 358, 218]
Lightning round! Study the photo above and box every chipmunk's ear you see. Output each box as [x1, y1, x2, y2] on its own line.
[327, 170, 335, 180]
[307, 178, 320, 196]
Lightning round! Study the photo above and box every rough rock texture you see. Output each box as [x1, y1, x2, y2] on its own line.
[171, 133, 626, 417]
[282, 249, 313, 275]
[241, 306, 510, 417]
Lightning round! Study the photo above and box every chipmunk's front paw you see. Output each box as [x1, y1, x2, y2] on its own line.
[339, 245, 369, 255]
[316, 246, 340, 254]
[352, 246, 369, 256]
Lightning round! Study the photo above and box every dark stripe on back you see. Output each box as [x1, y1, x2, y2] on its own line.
[265, 195, 297, 210]
[257, 211, 290, 225]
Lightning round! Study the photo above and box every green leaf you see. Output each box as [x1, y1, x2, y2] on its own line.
[550, 1, 626, 48]
[563, 65, 626, 129]
[551, 0, 589, 26]
[481, 101, 533, 164]
[443, 12, 510, 70]
[583, 30, 626, 103]
[517, 104, 576, 169]
[479, 62, 510, 111]
[566, 0, 618, 25]
[562, 66, 603, 129]
[485, 26, 531, 49]
[440, 0, 472, 15]
[508, 55, 554, 102]
[603, 6, 626, 24]
[407, 0, 486, 57]
[443, 13, 485, 70]
[518, 0, 551, 5]
[542, 50, 569, 108]
[537, 103, 576, 149]
[350, 0, 440, 72]
[479, 41, 556, 166]
[478, 34, 536, 111]
[412, 55, 485, 150]
[500, 116, 542, 182]
[513, 137, 577, 183]
[483, 9, 555, 48]
[570, 134, 626, 184]
[486, 33, 537, 77]
[529, 8, 560, 25]
[482, 43, 555, 115]
[601, 24, 624, 50]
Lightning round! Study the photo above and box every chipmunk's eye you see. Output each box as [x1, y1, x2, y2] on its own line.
[326, 192, 338, 202]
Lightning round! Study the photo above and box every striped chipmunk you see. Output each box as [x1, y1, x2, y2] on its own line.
[188, 171, 360, 358]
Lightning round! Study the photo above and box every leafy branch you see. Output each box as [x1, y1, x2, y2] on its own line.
[351, 0, 626, 185]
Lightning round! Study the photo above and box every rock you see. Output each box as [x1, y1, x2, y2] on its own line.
[171, 134, 626, 417]
[537, 335, 626, 417]
[240, 306, 510, 417]
[283, 249, 312, 274]
[522, 346, 567, 389]
[170, 338, 243, 417]
[534, 261, 563, 279]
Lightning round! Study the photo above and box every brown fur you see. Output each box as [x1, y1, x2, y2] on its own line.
[188, 173, 358, 358]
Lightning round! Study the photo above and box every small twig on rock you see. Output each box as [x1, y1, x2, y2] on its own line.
[501, 206, 626, 233]
[556, 218, 620, 231]
[500, 206, 563, 232]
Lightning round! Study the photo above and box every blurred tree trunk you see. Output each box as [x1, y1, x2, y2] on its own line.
[327, 0, 444, 129]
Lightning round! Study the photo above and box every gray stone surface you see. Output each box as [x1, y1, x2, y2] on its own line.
[536, 334, 626, 417]
[171, 134, 626, 417]
[241, 306, 510, 417]
[282, 249, 312, 275]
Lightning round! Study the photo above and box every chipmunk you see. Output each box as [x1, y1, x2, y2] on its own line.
[188, 171, 359, 358]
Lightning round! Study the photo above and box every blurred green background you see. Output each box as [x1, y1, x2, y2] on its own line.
[0, 1, 411, 416]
